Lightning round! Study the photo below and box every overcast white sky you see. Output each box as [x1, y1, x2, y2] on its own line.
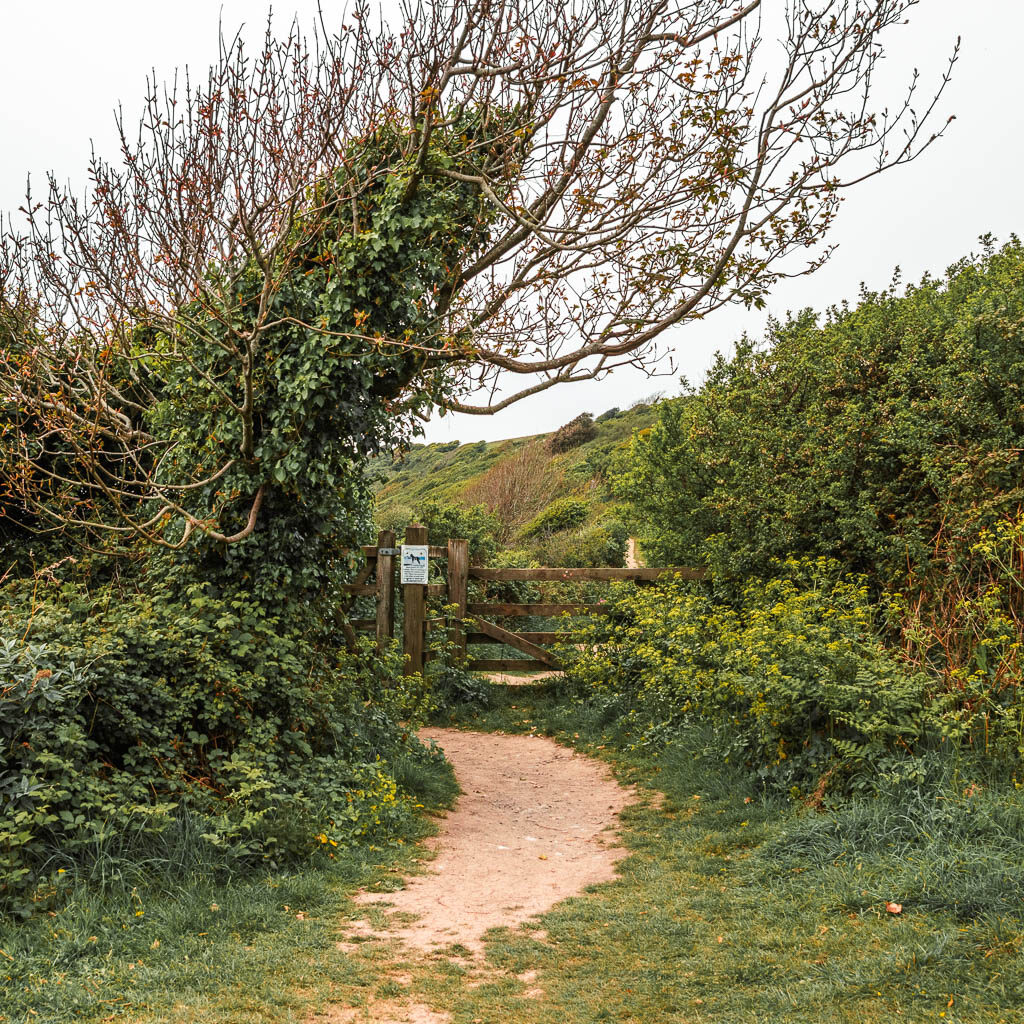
[1, 1, 1021, 442]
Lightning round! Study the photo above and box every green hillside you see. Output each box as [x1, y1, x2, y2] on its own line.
[372, 401, 660, 565]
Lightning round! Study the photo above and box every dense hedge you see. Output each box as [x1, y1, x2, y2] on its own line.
[377, 500, 500, 565]
[621, 238, 1024, 587]
[1, 578, 437, 916]
[619, 240, 1024, 729]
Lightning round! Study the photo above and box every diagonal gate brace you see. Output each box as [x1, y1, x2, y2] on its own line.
[472, 616, 560, 668]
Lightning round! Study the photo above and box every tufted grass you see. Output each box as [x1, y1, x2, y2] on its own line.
[424, 681, 1024, 1024]
[6, 679, 1023, 1023]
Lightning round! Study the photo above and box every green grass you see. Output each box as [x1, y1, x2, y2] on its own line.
[0, 752, 458, 1024]
[372, 402, 658, 527]
[8, 681, 1023, 1023]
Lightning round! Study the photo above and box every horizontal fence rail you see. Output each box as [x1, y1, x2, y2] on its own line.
[339, 526, 704, 677]
[468, 566, 705, 582]
[465, 631, 571, 645]
[466, 602, 610, 616]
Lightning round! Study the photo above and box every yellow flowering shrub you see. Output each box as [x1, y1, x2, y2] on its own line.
[560, 558, 955, 791]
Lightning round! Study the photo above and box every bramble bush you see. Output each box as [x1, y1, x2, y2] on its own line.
[559, 559, 963, 793]
[0, 577, 437, 917]
[892, 509, 1024, 763]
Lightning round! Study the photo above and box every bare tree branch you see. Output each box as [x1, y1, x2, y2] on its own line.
[0, 0, 955, 545]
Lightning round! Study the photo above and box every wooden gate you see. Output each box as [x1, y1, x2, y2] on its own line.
[342, 524, 704, 675]
[461, 564, 705, 672]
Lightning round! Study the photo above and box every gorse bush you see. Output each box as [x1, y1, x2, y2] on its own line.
[546, 413, 597, 453]
[560, 560, 960, 793]
[521, 497, 591, 538]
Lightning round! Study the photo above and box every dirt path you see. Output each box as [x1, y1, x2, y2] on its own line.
[484, 669, 559, 685]
[352, 728, 634, 955]
[625, 537, 642, 569]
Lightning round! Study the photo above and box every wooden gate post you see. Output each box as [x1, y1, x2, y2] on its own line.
[402, 523, 428, 675]
[375, 529, 396, 653]
[447, 538, 469, 661]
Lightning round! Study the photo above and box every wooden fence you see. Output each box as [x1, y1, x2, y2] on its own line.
[342, 524, 704, 675]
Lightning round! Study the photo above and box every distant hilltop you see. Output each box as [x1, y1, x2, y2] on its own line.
[372, 401, 660, 567]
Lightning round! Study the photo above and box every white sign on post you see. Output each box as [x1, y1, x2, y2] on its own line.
[400, 544, 429, 584]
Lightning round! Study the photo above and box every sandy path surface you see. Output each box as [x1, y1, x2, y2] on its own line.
[625, 537, 642, 569]
[484, 669, 560, 685]
[354, 727, 634, 954]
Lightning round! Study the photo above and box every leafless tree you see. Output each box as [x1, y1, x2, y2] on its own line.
[463, 441, 564, 536]
[0, 0, 955, 546]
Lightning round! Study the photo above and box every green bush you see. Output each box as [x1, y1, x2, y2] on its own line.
[1, 579, 435, 916]
[1, 637, 99, 910]
[374, 501, 499, 565]
[521, 497, 590, 538]
[480, 548, 542, 607]
[560, 559, 955, 792]
[622, 239, 1024, 586]
[546, 413, 597, 453]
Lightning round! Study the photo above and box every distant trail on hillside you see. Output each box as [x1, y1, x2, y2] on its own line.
[626, 537, 642, 569]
